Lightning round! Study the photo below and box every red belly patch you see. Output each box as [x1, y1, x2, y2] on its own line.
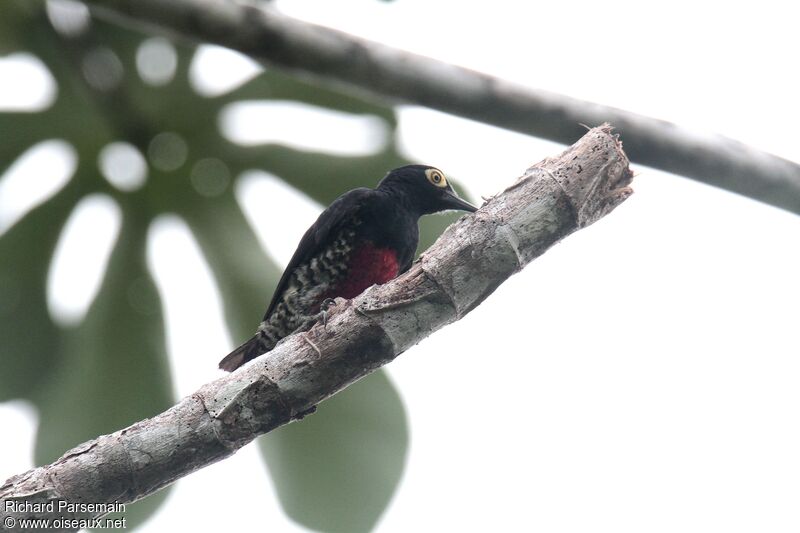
[334, 242, 400, 299]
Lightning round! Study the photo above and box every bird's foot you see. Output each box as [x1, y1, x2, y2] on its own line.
[320, 298, 336, 329]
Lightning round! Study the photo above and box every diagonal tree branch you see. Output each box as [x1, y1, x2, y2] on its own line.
[1, 126, 632, 529]
[84, 0, 800, 215]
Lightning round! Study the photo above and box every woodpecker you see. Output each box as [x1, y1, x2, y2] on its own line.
[219, 165, 477, 371]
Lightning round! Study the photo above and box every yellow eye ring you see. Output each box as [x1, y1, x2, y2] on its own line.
[425, 168, 448, 188]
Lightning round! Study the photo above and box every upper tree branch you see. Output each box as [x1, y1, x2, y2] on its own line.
[84, 0, 800, 214]
[1, 126, 632, 529]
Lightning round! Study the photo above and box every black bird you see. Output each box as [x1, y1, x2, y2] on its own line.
[219, 164, 478, 371]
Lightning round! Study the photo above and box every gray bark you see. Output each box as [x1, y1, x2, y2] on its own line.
[0, 126, 632, 531]
[85, 0, 800, 214]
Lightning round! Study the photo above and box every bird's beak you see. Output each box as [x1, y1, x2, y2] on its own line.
[443, 190, 479, 213]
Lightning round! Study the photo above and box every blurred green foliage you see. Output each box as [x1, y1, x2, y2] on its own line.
[0, 0, 462, 531]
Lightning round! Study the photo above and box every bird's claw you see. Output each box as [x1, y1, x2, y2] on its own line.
[320, 298, 336, 329]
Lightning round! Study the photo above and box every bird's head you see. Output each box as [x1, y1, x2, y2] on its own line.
[377, 165, 478, 215]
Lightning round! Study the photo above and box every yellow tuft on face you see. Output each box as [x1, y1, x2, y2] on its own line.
[425, 168, 448, 188]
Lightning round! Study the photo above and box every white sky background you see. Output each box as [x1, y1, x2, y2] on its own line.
[2, 0, 800, 531]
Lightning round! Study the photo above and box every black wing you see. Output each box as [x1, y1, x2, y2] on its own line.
[262, 187, 375, 321]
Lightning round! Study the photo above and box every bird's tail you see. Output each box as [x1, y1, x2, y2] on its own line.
[218, 334, 265, 372]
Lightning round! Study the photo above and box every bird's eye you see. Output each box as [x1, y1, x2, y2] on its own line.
[425, 168, 448, 188]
